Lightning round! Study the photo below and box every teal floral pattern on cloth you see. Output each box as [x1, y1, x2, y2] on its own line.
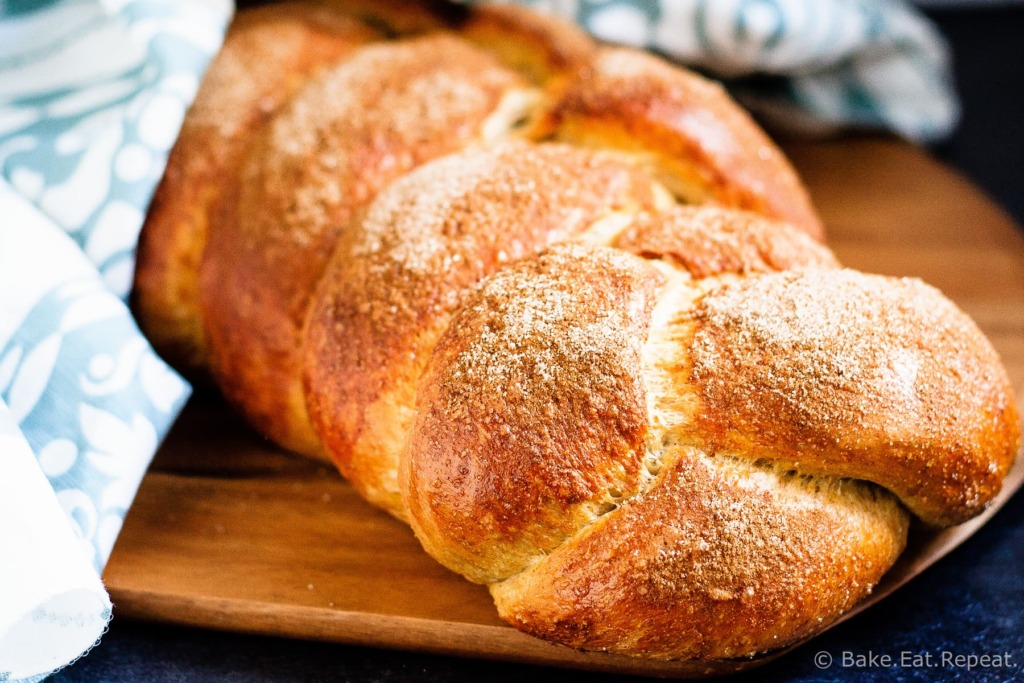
[0, 0, 230, 565]
[0, 0, 232, 297]
[0, 276, 190, 571]
[0, 0, 230, 680]
[0, 398, 113, 683]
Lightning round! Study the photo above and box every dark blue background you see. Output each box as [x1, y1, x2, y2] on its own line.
[53, 7, 1024, 682]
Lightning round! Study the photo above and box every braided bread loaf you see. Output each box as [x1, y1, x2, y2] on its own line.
[133, 0, 1021, 662]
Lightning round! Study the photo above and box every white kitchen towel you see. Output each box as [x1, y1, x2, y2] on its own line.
[0, 397, 111, 683]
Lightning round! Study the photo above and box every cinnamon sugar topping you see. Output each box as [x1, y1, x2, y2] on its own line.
[689, 269, 1018, 525]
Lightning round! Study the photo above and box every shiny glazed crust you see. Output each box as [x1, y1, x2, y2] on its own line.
[303, 140, 661, 514]
[200, 34, 530, 457]
[551, 49, 824, 239]
[132, 1, 1022, 663]
[403, 236, 1015, 658]
[134, 3, 380, 372]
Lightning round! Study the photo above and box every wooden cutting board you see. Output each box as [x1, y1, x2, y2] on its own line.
[103, 139, 1024, 678]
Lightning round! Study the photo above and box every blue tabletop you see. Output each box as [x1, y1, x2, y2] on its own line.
[52, 7, 1024, 683]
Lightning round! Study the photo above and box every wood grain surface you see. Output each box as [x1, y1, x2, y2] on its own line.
[104, 139, 1024, 678]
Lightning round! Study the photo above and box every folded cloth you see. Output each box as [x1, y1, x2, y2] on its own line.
[0, 0, 230, 680]
[0, 0, 957, 679]
[0, 398, 111, 683]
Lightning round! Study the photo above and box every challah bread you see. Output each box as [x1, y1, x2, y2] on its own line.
[684, 269, 1018, 527]
[549, 49, 823, 240]
[133, 0, 1022, 663]
[134, 3, 381, 373]
[304, 140, 665, 515]
[201, 34, 537, 458]
[402, 234, 1016, 657]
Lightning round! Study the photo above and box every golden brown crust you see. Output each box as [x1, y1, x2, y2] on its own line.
[492, 449, 908, 660]
[200, 36, 528, 458]
[403, 237, 1017, 657]
[552, 48, 824, 240]
[404, 244, 664, 581]
[133, 4, 378, 372]
[304, 142, 661, 516]
[405, 243, 911, 659]
[614, 205, 838, 277]
[688, 270, 1021, 527]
